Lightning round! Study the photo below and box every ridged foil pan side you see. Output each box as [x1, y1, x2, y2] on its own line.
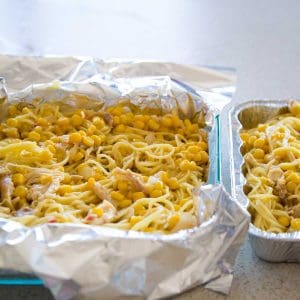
[226, 100, 300, 262]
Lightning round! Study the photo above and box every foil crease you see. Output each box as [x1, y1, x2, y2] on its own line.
[0, 56, 249, 299]
[227, 100, 300, 262]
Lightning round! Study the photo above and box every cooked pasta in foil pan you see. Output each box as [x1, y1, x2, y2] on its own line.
[0, 56, 249, 299]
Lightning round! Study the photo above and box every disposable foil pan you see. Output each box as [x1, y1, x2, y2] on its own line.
[227, 100, 300, 262]
[0, 56, 249, 299]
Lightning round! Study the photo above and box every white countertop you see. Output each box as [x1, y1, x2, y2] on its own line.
[0, 1, 299, 299]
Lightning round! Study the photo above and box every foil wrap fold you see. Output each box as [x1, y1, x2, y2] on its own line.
[0, 56, 249, 299]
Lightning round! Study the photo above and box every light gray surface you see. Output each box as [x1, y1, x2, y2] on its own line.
[0, 0, 299, 299]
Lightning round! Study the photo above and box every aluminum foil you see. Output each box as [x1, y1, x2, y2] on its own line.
[227, 100, 300, 262]
[0, 55, 249, 299]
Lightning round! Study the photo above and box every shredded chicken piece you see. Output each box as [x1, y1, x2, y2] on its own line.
[112, 167, 147, 192]
[268, 167, 284, 182]
[85, 200, 116, 225]
[171, 213, 198, 233]
[275, 176, 288, 200]
[0, 175, 14, 210]
[92, 182, 111, 201]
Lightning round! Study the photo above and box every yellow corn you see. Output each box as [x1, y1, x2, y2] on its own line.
[62, 174, 71, 184]
[92, 116, 105, 128]
[286, 181, 297, 193]
[198, 141, 208, 151]
[22, 107, 31, 114]
[40, 150, 53, 162]
[69, 132, 82, 143]
[117, 181, 128, 193]
[87, 177, 96, 189]
[92, 207, 103, 217]
[27, 131, 40, 142]
[118, 199, 132, 208]
[8, 105, 18, 116]
[114, 124, 126, 133]
[248, 135, 257, 145]
[111, 191, 125, 202]
[149, 189, 163, 198]
[132, 192, 145, 201]
[39, 174, 52, 185]
[277, 216, 290, 227]
[130, 216, 143, 226]
[71, 114, 83, 127]
[91, 135, 102, 146]
[113, 116, 120, 125]
[82, 136, 94, 147]
[111, 106, 124, 116]
[174, 204, 180, 211]
[57, 117, 70, 127]
[290, 218, 300, 230]
[290, 101, 300, 115]
[134, 120, 145, 129]
[148, 119, 160, 131]
[3, 127, 19, 138]
[240, 132, 249, 142]
[86, 124, 97, 136]
[37, 117, 48, 126]
[73, 151, 84, 161]
[47, 144, 57, 154]
[161, 116, 172, 127]
[58, 185, 72, 195]
[14, 185, 28, 198]
[168, 177, 179, 190]
[6, 118, 18, 127]
[253, 148, 265, 159]
[253, 138, 265, 149]
[167, 214, 180, 230]
[12, 173, 25, 185]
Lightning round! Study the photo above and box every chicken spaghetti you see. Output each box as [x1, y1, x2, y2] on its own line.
[241, 100, 300, 233]
[0, 95, 209, 233]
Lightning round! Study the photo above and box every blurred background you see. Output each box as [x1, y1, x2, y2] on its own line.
[0, 0, 300, 100]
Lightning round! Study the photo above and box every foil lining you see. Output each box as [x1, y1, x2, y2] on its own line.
[0, 56, 249, 299]
[227, 100, 300, 262]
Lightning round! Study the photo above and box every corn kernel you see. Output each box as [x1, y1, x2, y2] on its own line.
[148, 119, 160, 131]
[132, 192, 145, 201]
[92, 207, 103, 217]
[248, 135, 257, 145]
[277, 216, 290, 227]
[118, 199, 132, 208]
[62, 174, 71, 184]
[22, 107, 30, 114]
[117, 181, 128, 193]
[161, 172, 169, 183]
[6, 118, 18, 127]
[111, 106, 123, 116]
[114, 124, 126, 133]
[92, 116, 105, 128]
[71, 114, 83, 127]
[167, 214, 180, 230]
[40, 150, 53, 162]
[134, 203, 146, 216]
[8, 105, 18, 116]
[58, 185, 72, 194]
[3, 127, 19, 138]
[184, 119, 192, 128]
[253, 148, 265, 159]
[113, 116, 121, 125]
[174, 204, 180, 211]
[199, 151, 209, 163]
[111, 191, 125, 202]
[47, 145, 57, 154]
[171, 115, 183, 127]
[13, 185, 28, 198]
[120, 114, 129, 125]
[161, 116, 172, 127]
[149, 189, 163, 198]
[168, 177, 179, 190]
[82, 136, 94, 147]
[258, 124, 267, 132]
[154, 181, 163, 190]
[28, 131, 41, 142]
[253, 138, 265, 149]
[86, 124, 97, 136]
[87, 177, 96, 189]
[290, 101, 300, 115]
[198, 141, 208, 151]
[130, 216, 143, 226]
[37, 117, 48, 126]
[40, 174, 52, 185]
[91, 135, 102, 146]
[134, 120, 145, 129]
[73, 151, 84, 161]
[56, 117, 69, 127]
[12, 173, 25, 185]
[180, 159, 192, 172]
[240, 132, 249, 142]
[286, 181, 297, 193]
[69, 132, 82, 143]
[188, 146, 200, 154]
[290, 218, 300, 230]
